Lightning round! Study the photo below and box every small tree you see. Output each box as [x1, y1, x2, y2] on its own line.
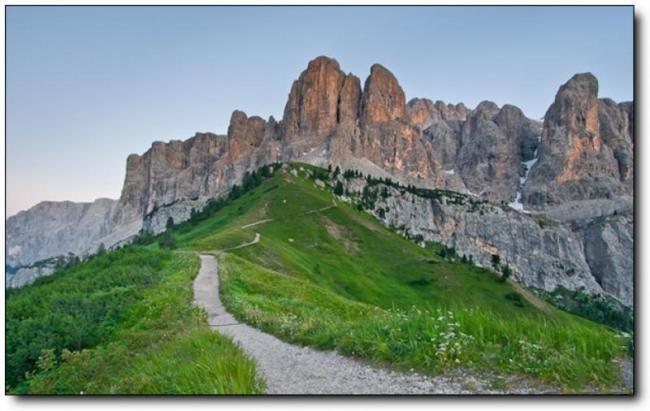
[500, 265, 512, 283]
[491, 254, 501, 269]
[96, 242, 106, 255]
[159, 232, 177, 250]
[334, 166, 341, 178]
[229, 184, 241, 200]
[334, 181, 344, 196]
[437, 247, 447, 259]
[166, 216, 175, 230]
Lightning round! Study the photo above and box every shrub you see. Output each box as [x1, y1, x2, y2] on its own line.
[334, 181, 344, 196]
[159, 232, 177, 250]
[505, 292, 525, 307]
[491, 254, 501, 269]
[500, 265, 512, 283]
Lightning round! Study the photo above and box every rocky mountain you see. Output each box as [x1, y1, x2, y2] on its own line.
[6, 198, 119, 268]
[523, 73, 634, 208]
[5, 56, 634, 306]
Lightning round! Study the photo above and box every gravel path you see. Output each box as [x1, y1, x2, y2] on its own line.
[194, 254, 481, 394]
[223, 233, 260, 251]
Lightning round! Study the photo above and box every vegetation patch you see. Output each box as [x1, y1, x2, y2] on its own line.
[6, 249, 263, 394]
[538, 286, 633, 333]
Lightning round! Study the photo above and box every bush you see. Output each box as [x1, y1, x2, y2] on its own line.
[133, 229, 154, 245]
[159, 232, 177, 250]
[505, 292, 525, 307]
[542, 287, 633, 332]
[334, 181, 344, 196]
[491, 254, 501, 269]
[500, 265, 512, 283]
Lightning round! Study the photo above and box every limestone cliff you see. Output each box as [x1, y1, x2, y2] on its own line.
[523, 73, 633, 208]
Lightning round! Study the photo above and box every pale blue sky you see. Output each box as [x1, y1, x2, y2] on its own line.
[6, 6, 633, 216]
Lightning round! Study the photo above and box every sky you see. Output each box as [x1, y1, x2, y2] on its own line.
[5, 5, 633, 217]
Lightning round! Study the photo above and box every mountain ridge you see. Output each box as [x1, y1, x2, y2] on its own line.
[6, 56, 634, 307]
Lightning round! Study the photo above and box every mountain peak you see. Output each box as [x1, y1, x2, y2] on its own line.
[361, 63, 406, 124]
[306, 55, 341, 71]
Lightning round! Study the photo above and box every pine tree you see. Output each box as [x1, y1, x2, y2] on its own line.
[334, 181, 344, 196]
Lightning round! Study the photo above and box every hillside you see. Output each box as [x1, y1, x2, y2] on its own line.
[171, 163, 629, 391]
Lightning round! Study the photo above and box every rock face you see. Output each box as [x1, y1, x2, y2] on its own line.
[456, 102, 541, 202]
[360, 64, 406, 124]
[118, 133, 228, 217]
[6, 56, 633, 304]
[341, 176, 631, 305]
[5, 198, 119, 269]
[523, 73, 633, 208]
[5, 262, 59, 288]
[282, 56, 348, 141]
[580, 213, 634, 304]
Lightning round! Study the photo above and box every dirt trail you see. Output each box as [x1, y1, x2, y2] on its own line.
[223, 233, 260, 251]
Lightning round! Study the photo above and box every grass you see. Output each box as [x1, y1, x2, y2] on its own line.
[7, 249, 264, 394]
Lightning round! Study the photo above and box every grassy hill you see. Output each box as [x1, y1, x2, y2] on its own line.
[6, 162, 630, 393]
[170, 163, 629, 391]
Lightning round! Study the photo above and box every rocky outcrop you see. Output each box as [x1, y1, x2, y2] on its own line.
[579, 213, 633, 305]
[360, 64, 406, 124]
[118, 132, 229, 217]
[5, 198, 119, 268]
[228, 110, 266, 158]
[523, 73, 633, 208]
[5, 263, 56, 288]
[456, 102, 541, 202]
[407, 98, 468, 130]
[282, 56, 348, 141]
[598, 98, 634, 182]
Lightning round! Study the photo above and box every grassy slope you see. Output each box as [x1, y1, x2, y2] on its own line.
[174, 164, 628, 391]
[6, 248, 264, 394]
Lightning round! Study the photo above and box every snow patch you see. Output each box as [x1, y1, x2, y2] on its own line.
[509, 136, 541, 212]
[444, 169, 456, 176]
[508, 192, 526, 212]
[520, 153, 538, 186]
